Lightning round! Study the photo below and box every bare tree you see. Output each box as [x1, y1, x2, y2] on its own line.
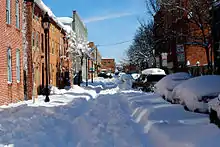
[127, 21, 156, 70]
[149, 0, 212, 69]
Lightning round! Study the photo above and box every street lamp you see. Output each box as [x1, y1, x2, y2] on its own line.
[42, 12, 50, 102]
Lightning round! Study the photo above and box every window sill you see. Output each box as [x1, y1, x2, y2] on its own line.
[16, 28, 21, 32]
[6, 24, 12, 28]
[7, 81, 12, 85]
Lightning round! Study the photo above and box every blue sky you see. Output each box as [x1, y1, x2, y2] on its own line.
[43, 0, 151, 63]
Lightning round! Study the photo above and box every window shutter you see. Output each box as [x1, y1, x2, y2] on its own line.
[15, 0, 19, 28]
[6, 0, 11, 24]
[7, 48, 12, 83]
[16, 49, 20, 82]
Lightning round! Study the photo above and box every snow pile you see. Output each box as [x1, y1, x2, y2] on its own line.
[0, 87, 148, 147]
[0, 85, 97, 109]
[124, 91, 220, 147]
[172, 75, 220, 112]
[49, 86, 64, 95]
[2, 76, 220, 147]
[117, 74, 133, 90]
[81, 77, 117, 92]
[155, 72, 191, 100]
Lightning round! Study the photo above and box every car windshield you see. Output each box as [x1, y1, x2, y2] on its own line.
[146, 75, 166, 82]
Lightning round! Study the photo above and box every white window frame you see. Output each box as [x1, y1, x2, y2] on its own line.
[15, 0, 19, 28]
[7, 48, 12, 83]
[6, 0, 11, 24]
[16, 49, 20, 83]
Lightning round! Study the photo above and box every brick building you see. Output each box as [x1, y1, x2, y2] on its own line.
[0, 0, 24, 105]
[101, 58, 115, 73]
[154, 1, 212, 74]
[25, 0, 69, 100]
[87, 42, 102, 79]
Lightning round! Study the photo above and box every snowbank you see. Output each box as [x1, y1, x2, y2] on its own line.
[81, 77, 118, 92]
[172, 75, 220, 112]
[124, 92, 220, 147]
[0, 86, 148, 147]
[118, 74, 133, 90]
[0, 85, 97, 110]
[1, 77, 220, 147]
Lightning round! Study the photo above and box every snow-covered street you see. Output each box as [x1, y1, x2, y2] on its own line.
[0, 78, 220, 147]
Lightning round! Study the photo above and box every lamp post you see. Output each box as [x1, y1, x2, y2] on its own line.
[42, 12, 50, 102]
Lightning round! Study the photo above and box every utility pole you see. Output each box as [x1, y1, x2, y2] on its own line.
[96, 46, 98, 75]
[86, 57, 88, 86]
[91, 60, 93, 83]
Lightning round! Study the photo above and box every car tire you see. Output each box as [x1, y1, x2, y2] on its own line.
[209, 109, 217, 124]
[184, 105, 190, 111]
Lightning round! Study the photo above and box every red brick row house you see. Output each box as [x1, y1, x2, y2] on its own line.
[0, 0, 24, 104]
[24, 0, 70, 100]
[0, 0, 72, 105]
[101, 58, 116, 73]
[154, 0, 212, 74]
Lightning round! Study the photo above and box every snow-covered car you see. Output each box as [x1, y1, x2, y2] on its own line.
[154, 72, 191, 102]
[172, 75, 220, 113]
[132, 68, 166, 92]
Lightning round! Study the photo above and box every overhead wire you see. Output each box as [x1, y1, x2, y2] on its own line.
[97, 40, 133, 47]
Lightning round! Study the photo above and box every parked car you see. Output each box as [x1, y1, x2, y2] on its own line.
[154, 72, 191, 102]
[132, 68, 166, 92]
[171, 75, 220, 113]
[208, 96, 220, 126]
[98, 72, 112, 79]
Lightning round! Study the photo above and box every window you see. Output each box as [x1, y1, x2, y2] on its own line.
[15, 0, 19, 28]
[41, 34, 44, 52]
[6, 0, 11, 24]
[32, 31, 35, 47]
[59, 37, 62, 56]
[16, 49, 20, 82]
[7, 48, 12, 83]
[52, 40, 54, 54]
[36, 32, 39, 48]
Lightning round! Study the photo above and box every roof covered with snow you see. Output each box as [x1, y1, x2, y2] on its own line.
[34, 0, 68, 33]
[57, 17, 73, 24]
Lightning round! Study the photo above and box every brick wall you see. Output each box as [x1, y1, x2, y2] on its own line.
[0, 0, 24, 105]
[185, 45, 214, 66]
[26, 2, 69, 98]
[101, 59, 115, 73]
